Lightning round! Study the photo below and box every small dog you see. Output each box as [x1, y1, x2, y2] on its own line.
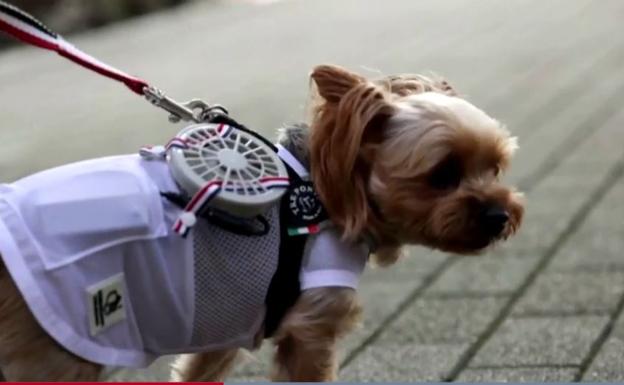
[0, 65, 523, 382]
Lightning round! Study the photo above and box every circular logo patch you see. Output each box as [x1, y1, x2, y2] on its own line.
[288, 181, 324, 223]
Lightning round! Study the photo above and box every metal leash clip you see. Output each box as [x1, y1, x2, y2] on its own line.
[143, 86, 228, 123]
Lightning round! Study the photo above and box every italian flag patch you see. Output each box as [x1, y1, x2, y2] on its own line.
[287, 221, 330, 236]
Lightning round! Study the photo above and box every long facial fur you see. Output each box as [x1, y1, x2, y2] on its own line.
[309, 65, 524, 264]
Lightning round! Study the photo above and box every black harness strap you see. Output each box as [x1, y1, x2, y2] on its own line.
[263, 164, 308, 338]
[155, 112, 319, 338]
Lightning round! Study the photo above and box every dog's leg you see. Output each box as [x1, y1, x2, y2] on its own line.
[0, 258, 102, 381]
[173, 349, 240, 382]
[271, 287, 361, 382]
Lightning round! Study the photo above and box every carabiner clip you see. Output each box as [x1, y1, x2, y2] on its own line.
[143, 86, 228, 123]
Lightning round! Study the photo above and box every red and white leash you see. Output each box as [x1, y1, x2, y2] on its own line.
[0, 1, 290, 237]
[0, 0, 214, 123]
[0, 1, 148, 94]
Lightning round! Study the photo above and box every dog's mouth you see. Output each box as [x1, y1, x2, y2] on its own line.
[454, 204, 522, 254]
[428, 221, 516, 255]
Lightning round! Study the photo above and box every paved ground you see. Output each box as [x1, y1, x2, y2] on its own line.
[1, 0, 623, 381]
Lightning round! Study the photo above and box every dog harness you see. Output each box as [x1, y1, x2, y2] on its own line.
[0, 150, 368, 368]
[0, 2, 369, 369]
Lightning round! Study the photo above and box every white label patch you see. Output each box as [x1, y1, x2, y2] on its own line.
[87, 273, 127, 336]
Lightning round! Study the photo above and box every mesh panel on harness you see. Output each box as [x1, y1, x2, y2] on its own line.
[190, 204, 281, 348]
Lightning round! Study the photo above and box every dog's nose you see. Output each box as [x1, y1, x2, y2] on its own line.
[482, 205, 509, 237]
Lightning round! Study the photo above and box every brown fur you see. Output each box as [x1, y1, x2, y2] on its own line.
[0, 64, 523, 382]
[172, 349, 240, 382]
[0, 259, 101, 381]
[309, 65, 523, 264]
[270, 288, 361, 381]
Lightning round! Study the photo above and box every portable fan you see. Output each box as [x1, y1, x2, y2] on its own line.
[167, 123, 290, 219]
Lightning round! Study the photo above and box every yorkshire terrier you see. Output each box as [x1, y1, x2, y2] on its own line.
[0, 65, 523, 381]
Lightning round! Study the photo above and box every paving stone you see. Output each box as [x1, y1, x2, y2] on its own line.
[550, 178, 624, 270]
[561, 108, 624, 172]
[341, 251, 450, 352]
[494, 218, 565, 257]
[471, 316, 609, 366]
[426, 256, 538, 294]
[492, 188, 585, 258]
[518, 174, 601, 231]
[340, 343, 467, 381]
[583, 311, 624, 381]
[496, 132, 624, 259]
[457, 367, 578, 382]
[484, 16, 623, 132]
[550, 229, 624, 271]
[376, 296, 508, 344]
[514, 270, 624, 315]
[583, 338, 624, 381]
[507, 69, 624, 187]
[494, 112, 624, 273]
[363, 248, 449, 283]
[613, 310, 624, 340]
[343, 277, 425, 353]
[557, 173, 624, 227]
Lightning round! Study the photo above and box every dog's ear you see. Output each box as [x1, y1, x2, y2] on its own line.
[310, 74, 395, 241]
[310, 65, 366, 103]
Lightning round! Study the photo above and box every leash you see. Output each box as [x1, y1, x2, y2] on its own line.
[0, 0, 226, 123]
[0, 1, 292, 237]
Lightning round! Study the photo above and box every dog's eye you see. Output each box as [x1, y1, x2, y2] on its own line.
[428, 157, 462, 190]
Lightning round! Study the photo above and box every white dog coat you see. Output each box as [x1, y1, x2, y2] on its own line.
[0, 153, 368, 368]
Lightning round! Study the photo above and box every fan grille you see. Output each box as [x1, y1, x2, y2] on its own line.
[167, 122, 288, 219]
[180, 126, 281, 196]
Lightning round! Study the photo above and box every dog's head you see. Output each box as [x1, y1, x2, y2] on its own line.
[308, 65, 524, 265]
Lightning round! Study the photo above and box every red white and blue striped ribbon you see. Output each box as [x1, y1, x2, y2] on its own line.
[256, 176, 290, 190]
[165, 137, 190, 150]
[216, 123, 233, 137]
[173, 176, 289, 237]
[0, 1, 149, 94]
[173, 181, 223, 237]
[138, 123, 233, 161]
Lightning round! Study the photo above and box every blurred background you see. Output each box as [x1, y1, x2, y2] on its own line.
[1, 0, 623, 382]
[0, 0, 187, 47]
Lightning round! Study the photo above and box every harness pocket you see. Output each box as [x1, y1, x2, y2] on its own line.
[16, 159, 167, 270]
